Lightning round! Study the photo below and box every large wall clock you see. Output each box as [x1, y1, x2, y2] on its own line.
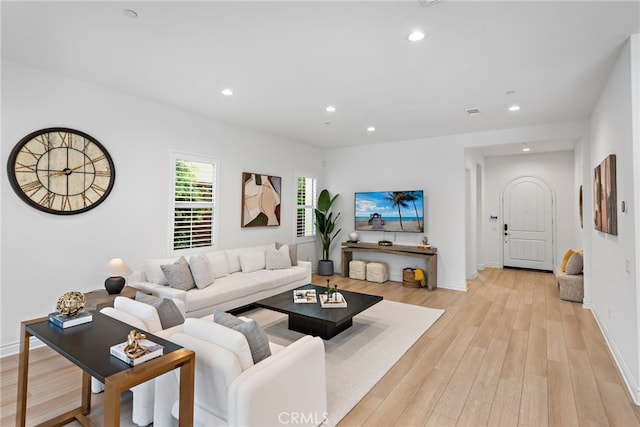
[7, 127, 115, 215]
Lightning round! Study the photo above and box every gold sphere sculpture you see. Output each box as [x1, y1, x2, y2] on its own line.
[56, 291, 86, 315]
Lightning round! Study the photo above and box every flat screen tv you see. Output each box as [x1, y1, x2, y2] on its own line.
[354, 190, 424, 233]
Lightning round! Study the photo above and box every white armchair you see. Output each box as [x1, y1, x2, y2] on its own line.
[154, 318, 328, 427]
[93, 296, 186, 426]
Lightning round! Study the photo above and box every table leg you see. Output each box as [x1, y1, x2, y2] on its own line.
[16, 323, 31, 427]
[103, 379, 121, 427]
[178, 353, 195, 427]
[81, 371, 92, 414]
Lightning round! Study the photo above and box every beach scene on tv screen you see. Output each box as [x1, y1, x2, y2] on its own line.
[355, 191, 424, 233]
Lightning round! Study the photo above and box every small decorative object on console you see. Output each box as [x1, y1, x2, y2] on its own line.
[348, 231, 359, 242]
[378, 240, 393, 246]
[293, 289, 317, 303]
[56, 291, 86, 315]
[110, 329, 164, 366]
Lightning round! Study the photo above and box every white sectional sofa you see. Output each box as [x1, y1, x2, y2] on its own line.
[129, 243, 311, 318]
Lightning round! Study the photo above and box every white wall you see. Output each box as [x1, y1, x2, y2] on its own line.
[0, 61, 323, 352]
[483, 151, 579, 269]
[322, 121, 589, 290]
[587, 36, 640, 403]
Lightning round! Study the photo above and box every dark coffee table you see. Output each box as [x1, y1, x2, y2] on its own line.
[255, 284, 383, 339]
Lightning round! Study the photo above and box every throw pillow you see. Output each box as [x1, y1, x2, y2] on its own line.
[213, 311, 271, 363]
[189, 254, 215, 289]
[205, 251, 229, 278]
[276, 242, 298, 266]
[135, 292, 185, 329]
[239, 251, 266, 273]
[160, 256, 196, 291]
[561, 249, 576, 272]
[266, 245, 292, 270]
[565, 252, 584, 275]
[145, 257, 178, 285]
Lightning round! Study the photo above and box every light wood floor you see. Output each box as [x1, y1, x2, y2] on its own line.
[2, 268, 639, 426]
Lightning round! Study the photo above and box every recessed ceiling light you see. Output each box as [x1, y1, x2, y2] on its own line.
[221, 89, 234, 96]
[123, 9, 138, 18]
[408, 31, 425, 42]
[522, 147, 531, 152]
[326, 105, 336, 113]
[508, 105, 521, 112]
[367, 126, 376, 132]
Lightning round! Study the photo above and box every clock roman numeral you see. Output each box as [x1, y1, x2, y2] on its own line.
[20, 146, 42, 162]
[20, 180, 43, 195]
[15, 162, 37, 172]
[57, 132, 70, 147]
[61, 195, 72, 211]
[39, 192, 56, 207]
[95, 170, 111, 177]
[89, 183, 106, 196]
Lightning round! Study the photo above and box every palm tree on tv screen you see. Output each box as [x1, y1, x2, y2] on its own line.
[385, 191, 409, 230]
[405, 191, 423, 232]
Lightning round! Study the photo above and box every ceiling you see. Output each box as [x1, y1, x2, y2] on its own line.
[2, 1, 639, 154]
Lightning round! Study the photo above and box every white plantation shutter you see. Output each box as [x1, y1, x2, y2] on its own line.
[296, 175, 316, 239]
[172, 155, 217, 251]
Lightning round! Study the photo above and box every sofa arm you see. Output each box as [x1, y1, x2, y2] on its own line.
[228, 335, 327, 427]
[152, 285, 188, 308]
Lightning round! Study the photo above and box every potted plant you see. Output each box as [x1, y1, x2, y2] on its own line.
[315, 189, 342, 276]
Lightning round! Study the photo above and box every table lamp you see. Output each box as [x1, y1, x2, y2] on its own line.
[102, 258, 133, 294]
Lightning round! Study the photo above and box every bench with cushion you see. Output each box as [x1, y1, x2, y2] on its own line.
[554, 249, 584, 302]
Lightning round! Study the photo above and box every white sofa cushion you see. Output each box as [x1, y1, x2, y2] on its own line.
[114, 296, 163, 332]
[184, 318, 254, 370]
[100, 307, 147, 330]
[239, 251, 266, 273]
[189, 254, 216, 289]
[276, 242, 298, 266]
[205, 250, 229, 278]
[226, 244, 274, 273]
[184, 274, 264, 313]
[266, 245, 292, 270]
[145, 257, 178, 285]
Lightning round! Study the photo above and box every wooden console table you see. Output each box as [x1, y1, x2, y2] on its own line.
[341, 242, 438, 290]
[16, 312, 195, 426]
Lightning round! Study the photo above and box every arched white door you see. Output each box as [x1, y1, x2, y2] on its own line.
[502, 176, 554, 271]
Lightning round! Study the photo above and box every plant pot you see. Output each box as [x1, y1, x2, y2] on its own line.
[317, 260, 334, 276]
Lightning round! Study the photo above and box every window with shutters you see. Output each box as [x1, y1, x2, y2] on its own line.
[296, 173, 317, 241]
[171, 152, 218, 253]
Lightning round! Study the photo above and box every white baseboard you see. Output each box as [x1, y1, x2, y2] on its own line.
[590, 306, 640, 405]
[1, 336, 44, 358]
[484, 262, 502, 268]
[438, 282, 468, 292]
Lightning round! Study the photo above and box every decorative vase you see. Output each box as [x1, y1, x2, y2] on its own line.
[105, 276, 126, 294]
[318, 260, 334, 276]
[349, 231, 359, 242]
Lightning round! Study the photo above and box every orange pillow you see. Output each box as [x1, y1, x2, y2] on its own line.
[561, 249, 576, 271]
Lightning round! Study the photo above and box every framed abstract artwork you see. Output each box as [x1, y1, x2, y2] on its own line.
[241, 172, 281, 227]
[593, 154, 617, 235]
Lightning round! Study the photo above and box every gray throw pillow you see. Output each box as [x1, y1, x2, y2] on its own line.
[161, 256, 195, 291]
[135, 292, 185, 329]
[276, 242, 298, 266]
[213, 311, 272, 363]
[565, 252, 583, 275]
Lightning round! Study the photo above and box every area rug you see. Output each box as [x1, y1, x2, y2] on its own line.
[243, 300, 445, 426]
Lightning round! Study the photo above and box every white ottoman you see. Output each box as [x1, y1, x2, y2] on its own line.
[349, 260, 367, 280]
[366, 262, 388, 283]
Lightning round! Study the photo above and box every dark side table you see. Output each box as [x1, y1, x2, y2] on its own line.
[16, 312, 194, 426]
[84, 286, 148, 311]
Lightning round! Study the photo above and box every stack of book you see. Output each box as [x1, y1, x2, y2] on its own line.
[110, 339, 164, 366]
[293, 289, 317, 303]
[48, 311, 93, 328]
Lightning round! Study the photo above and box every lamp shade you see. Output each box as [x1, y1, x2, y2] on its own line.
[102, 258, 133, 277]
